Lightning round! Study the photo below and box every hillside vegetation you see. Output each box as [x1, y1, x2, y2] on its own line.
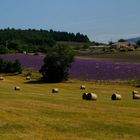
[0, 74, 140, 140]
[0, 28, 89, 53]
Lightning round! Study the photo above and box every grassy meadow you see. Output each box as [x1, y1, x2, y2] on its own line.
[78, 51, 140, 63]
[0, 73, 140, 140]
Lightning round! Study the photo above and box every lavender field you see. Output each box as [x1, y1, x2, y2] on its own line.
[0, 54, 44, 70]
[70, 59, 140, 80]
[1, 54, 140, 80]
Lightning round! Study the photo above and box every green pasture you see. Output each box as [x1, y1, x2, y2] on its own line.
[0, 74, 140, 140]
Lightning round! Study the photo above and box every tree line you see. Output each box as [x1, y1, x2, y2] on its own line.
[0, 28, 90, 54]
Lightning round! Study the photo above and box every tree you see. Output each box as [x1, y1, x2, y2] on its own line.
[0, 58, 6, 72]
[7, 40, 22, 51]
[118, 39, 126, 42]
[40, 44, 75, 82]
[136, 40, 140, 47]
[0, 58, 22, 74]
[108, 41, 113, 45]
[0, 45, 8, 54]
[4, 61, 13, 73]
[12, 59, 22, 73]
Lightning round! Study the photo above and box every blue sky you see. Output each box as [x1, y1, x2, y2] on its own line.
[0, 0, 140, 43]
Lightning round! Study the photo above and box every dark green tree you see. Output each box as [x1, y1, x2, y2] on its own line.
[40, 44, 75, 82]
[118, 39, 126, 42]
[0, 45, 8, 54]
[4, 61, 13, 73]
[0, 58, 6, 72]
[12, 59, 22, 73]
[136, 40, 140, 46]
[0, 58, 22, 74]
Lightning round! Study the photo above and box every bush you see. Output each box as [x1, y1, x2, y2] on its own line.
[82, 44, 89, 50]
[128, 48, 135, 51]
[119, 48, 127, 52]
[110, 48, 117, 53]
[0, 58, 22, 74]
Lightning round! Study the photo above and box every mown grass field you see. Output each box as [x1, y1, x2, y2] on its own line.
[0, 74, 140, 140]
[78, 51, 140, 63]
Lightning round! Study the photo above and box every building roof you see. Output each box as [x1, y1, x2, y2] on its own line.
[112, 42, 136, 48]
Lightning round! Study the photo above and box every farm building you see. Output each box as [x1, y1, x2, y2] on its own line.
[111, 42, 136, 49]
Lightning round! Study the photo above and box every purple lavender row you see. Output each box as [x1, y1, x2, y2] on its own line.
[1, 54, 140, 80]
[69, 59, 140, 80]
[0, 54, 44, 70]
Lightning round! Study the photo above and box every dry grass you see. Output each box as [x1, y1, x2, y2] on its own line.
[0, 75, 140, 140]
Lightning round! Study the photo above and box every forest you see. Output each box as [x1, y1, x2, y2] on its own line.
[0, 28, 90, 53]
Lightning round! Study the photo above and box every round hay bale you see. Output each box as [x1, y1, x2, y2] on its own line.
[132, 90, 138, 95]
[52, 88, 59, 93]
[86, 93, 97, 100]
[82, 93, 88, 100]
[80, 85, 86, 90]
[14, 86, 21, 90]
[132, 91, 140, 99]
[132, 90, 140, 99]
[133, 94, 140, 99]
[26, 76, 31, 80]
[111, 93, 121, 100]
[0, 76, 4, 80]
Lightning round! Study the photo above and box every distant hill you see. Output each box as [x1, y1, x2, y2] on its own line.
[126, 37, 140, 43]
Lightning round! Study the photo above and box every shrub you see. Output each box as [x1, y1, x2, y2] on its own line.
[128, 48, 135, 51]
[0, 58, 22, 74]
[119, 48, 127, 52]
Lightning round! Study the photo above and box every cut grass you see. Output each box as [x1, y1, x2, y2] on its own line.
[0, 75, 140, 140]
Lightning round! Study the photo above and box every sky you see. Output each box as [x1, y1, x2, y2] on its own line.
[0, 0, 140, 43]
